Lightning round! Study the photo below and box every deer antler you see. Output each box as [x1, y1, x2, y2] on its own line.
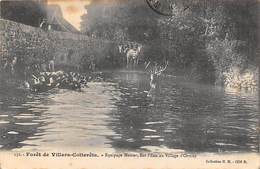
[145, 61, 151, 70]
[155, 61, 168, 75]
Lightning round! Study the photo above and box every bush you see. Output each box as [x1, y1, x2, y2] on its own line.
[206, 38, 246, 85]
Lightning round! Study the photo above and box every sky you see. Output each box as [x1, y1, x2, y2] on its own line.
[47, 0, 128, 30]
[47, 0, 92, 30]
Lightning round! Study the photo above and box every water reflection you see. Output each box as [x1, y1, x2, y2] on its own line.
[0, 71, 258, 152]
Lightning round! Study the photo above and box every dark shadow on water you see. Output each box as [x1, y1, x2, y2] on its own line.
[105, 72, 259, 153]
[0, 86, 55, 150]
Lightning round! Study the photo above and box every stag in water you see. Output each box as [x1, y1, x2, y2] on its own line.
[145, 60, 168, 97]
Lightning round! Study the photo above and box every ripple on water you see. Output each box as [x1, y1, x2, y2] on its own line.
[19, 113, 35, 116]
[141, 129, 157, 132]
[0, 115, 8, 117]
[27, 136, 40, 140]
[15, 122, 39, 126]
[144, 135, 161, 138]
[112, 136, 122, 140]
[215, 143, 237, 147]
[129, 106, 139, 109]
[126, 138, 135, 142]
[145, 121, 166, 125]
[7, 131, 19, 135]
[32, 119, 45, 122]
[164, 129, 173, 133]
[26, 101, 41, 104]
[14, 115, 35, 119]
[0, 120, 9, 124]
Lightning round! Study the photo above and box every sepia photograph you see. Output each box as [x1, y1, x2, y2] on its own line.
[0, 0, 259, 168]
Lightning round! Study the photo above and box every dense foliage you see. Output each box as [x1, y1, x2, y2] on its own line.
[81, 0, 258, 87]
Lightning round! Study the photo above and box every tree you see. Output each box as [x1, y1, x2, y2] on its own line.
[80, 0, 159, 43]
[157, 0, 258, 84]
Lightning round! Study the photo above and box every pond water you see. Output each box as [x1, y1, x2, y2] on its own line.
[0, 71, 258, 153]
